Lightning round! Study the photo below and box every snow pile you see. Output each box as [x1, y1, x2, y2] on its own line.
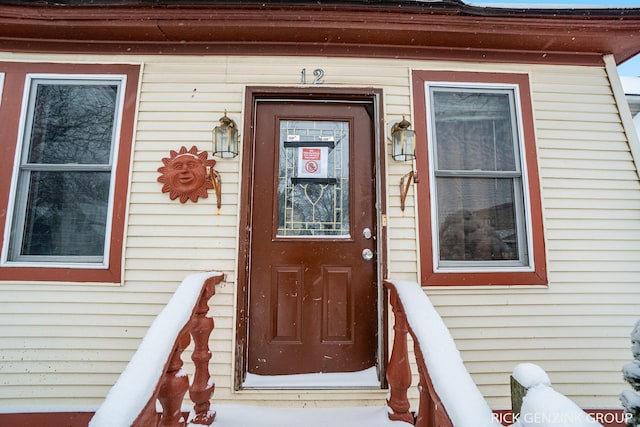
[388, 280, 501, 427]
[89, 271, 223, 427]
[512, 363, 551, 389]
[620, 320, 640, 426]
[211, 404, 411, 427]
[511, 363, 602, 427]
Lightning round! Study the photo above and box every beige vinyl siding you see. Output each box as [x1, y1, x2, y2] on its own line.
[0, 52, 638, 412]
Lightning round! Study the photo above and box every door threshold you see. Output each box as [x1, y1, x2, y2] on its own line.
[242, 366, 381, 390]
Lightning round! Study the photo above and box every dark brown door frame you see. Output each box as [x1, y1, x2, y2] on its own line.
[235, 86, 388, 390]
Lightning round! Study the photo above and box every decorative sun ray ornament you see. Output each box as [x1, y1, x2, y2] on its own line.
[157, 146, 217, 203]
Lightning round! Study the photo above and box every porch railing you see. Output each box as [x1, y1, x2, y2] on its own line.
[90, 271, 224, 427]
[384, 280, 500, 427]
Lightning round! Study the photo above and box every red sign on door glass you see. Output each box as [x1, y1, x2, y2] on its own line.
[302, 148, 321, 160]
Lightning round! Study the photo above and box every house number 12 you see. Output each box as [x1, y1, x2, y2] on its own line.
[301, 68, 325, 84]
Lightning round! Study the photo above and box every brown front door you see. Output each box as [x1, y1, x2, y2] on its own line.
[246, 99, 379, 380]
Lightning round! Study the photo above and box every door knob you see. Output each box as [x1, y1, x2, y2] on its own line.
[362, 248, 374, 261]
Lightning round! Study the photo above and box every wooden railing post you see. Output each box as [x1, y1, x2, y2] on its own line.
[386, 286, 415, 424]
[188, 277, 217, 425]
[414, 344, 432, 427]
[158, 329, 191, 427]
[510, 374, 526, 421]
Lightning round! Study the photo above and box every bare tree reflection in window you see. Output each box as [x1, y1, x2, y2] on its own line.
[29, 84, 116, 164]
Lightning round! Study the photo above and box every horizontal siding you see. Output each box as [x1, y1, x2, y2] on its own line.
[0, 52, 638, 413]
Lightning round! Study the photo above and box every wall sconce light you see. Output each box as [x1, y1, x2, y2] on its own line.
[213, 110, 239, 159]
[209, 111, 239, 211]
[391, 116, 417, 212]
[391, 116, 415, 162]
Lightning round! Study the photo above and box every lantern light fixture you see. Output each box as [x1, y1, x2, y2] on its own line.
[390, 116, 417, 212]
[391, 116, 416, 162]
[212, 110, 239, 159]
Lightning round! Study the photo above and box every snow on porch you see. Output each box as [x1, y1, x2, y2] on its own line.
[206, 404, 411, 427]
[242, 367, 380, 388]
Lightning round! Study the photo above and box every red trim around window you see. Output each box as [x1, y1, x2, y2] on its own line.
[0, 62, 140, 283]
[412, 70, 547, 286]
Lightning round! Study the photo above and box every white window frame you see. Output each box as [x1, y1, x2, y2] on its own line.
[1, 73, 127, 269]
[424, 81, 536, 273]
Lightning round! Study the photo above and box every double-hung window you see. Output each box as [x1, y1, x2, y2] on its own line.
[430, 86, 527, 267]
[413, 71, 547, 286]
[0, 63, 139, 282]
[8, 77, 123, 265]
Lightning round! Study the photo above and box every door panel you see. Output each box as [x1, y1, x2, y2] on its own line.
[247, 101, 378, 379]
[271, 265, 303, 342]
[322, 266, 353, 343]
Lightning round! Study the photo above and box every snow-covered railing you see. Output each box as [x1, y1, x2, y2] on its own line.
[510, 363, 603, 427]
[384, 280, 500, 427]
[90, 271, 224, 427]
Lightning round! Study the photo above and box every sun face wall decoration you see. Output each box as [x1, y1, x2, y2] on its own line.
[157, 146, 216, 203]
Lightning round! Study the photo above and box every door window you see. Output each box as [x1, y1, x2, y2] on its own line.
[277, 120, 350, 238]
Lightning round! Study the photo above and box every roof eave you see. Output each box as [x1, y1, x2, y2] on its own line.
[0, 2, 639, 64]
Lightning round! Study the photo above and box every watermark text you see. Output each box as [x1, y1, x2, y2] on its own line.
[492, 411, 632, 425]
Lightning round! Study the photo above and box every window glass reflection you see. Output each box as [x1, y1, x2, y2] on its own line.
[28, 84, 117, 165]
